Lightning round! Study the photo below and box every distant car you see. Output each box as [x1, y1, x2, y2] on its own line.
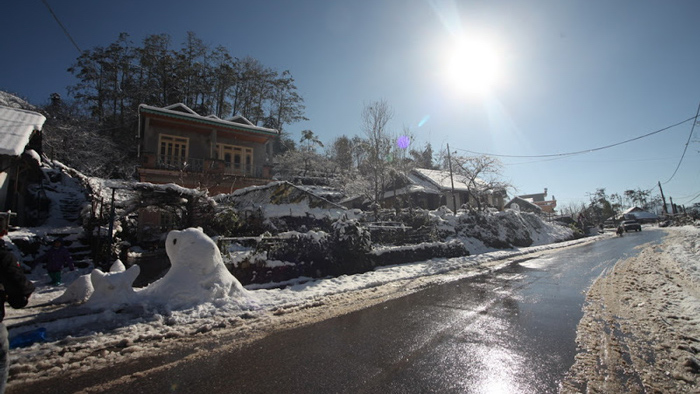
[621, 220, 642, 232]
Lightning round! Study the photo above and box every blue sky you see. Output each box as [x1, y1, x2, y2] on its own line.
[2, 0, 699, 210]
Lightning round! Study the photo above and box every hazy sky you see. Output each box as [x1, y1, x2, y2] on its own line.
[2, 0, 699, 209]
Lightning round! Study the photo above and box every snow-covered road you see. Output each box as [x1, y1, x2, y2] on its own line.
[4, 226, 698, 393]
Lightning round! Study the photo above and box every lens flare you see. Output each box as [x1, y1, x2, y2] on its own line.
[397, 135, 411, 149]
[418, 115, 430, 128]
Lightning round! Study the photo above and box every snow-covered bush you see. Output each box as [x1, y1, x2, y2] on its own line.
[369, 239, 469, 266]
[210, 208, 243, 236]
[438, 208, 574, 250]
[329, 216, 372, 274]
[331, 217, 371, 253]
[265, 231, 331, 277]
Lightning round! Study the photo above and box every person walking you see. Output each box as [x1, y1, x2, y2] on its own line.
[0, 233, 35, 393]
[37, 239, 74, 286]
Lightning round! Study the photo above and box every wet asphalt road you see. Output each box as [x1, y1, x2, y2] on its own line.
[10, 229, 664, 394]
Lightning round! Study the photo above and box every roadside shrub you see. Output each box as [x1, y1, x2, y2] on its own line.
[266, 231, 331, 277]
[369, 240, 469, 266]
[210, 208, 243, 236]
[328, 217, 372, 275]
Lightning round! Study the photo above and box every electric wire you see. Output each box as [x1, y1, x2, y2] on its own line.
[41, 0, 82, 54]
[453, 115, 696, 158]
[687, 190, 700, 204]
[662, 102, 700, 184]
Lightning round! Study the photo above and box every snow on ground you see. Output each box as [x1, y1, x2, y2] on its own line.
[3, 223, 596, 386]
[562, 226, 700, 393]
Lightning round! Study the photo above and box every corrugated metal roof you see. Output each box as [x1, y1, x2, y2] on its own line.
[139, 103, 278, 136]
[412, 168, 474, 191]
[0, 105, 45, 156]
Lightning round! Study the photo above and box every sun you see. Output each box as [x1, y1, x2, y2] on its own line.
[444, 37, 501, 98]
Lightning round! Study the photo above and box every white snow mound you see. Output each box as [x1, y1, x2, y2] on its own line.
[53, 274, 94, 304]
[84, 265, 140, 310]
[142, 227, 248, 308]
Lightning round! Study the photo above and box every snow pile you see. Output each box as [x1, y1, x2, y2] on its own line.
[431, 207, 574, 252]
[563, 226, 700, 391]
[35, 230, 250, 311]
[52, 274, 93, 304]
[84, 265, 141, 310]
[142, 227, 249, 309]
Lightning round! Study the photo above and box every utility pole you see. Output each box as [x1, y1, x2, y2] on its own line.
[670, 196, 677, 215]
[447, 144, 457, 212]
[658, 181, 668, 216]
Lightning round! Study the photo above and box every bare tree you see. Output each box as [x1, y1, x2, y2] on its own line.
[448, 153, 510, 210]
[361, 100, 393, 206]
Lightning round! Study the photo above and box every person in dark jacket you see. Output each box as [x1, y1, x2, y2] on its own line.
[37, 239, 74, 286]
[0, 235, 35, 393]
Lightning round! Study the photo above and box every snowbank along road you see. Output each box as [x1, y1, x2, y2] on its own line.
[563, 226, 700, 392]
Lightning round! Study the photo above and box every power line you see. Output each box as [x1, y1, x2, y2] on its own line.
[454, 115, 696, 158]
[662, 102, 700, 184]
[41, 0, 82, 54]
[687, 190, 700, 204]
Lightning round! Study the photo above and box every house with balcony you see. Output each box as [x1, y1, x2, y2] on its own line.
[137, 103, 279, 195]
[518, 188, 557, 214]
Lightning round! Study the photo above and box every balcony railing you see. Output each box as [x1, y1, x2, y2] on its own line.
[151, 155, 266, 178]
[155, 155, 205, 173]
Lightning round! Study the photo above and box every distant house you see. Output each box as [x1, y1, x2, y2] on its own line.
[504, 196, 542, 214]
[619, 206, 658, 223]
[0, 105, 46, 225]
[352, 168, 506, 211]
[137, 103, 279, 195]
[518, 188, 557, 214]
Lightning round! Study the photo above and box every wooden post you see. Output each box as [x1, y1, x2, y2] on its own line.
[658, 181, 668, 216]
[447, 144, 457, 213]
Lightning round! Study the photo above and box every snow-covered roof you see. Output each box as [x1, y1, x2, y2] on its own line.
[411, 168, 489, 192]
[505, 196, 542, 213]
[0, 91, 37, 110]
[139, 103, 278, 136]
[385, 175, 442, 199]
[217, 181, 346, 211]
[227, 114, 255, 126]
[162, 103, 198, 115]
[0, 105, 46, 156]
[621, 206, 643, 214]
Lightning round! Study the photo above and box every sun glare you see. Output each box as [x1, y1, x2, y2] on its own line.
[444, 37, 501, 98]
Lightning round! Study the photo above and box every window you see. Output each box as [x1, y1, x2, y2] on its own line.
[216, 143, 253, 174]
[158, 134, 189, 168]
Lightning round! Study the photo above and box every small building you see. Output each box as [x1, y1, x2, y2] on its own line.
[137, 103, 279, 195]
[216, 181, 347, 218]
[619, 206, 658, 223]
[0, 105, 46, 225]
[518, 188, 557, 214]
[359, 168, 506, 211]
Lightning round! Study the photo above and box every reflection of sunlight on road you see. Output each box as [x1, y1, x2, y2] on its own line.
[477, 347, 521, 394]
[519, 256, 556, 269]
[495, 273, 526, 281]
